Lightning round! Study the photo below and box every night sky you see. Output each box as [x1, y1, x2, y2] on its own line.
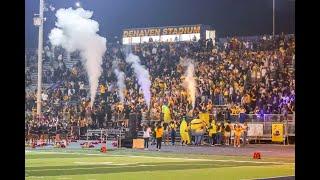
[25, 0, 295, 48]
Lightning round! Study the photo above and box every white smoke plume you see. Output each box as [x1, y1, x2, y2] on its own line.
[49, 8, 107, 107]
[125, 53, 151, 108]
[114, 68, 126, 104]
[182, 59, 196, 109]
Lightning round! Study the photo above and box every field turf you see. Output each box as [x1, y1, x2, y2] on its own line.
[25, 148, 294, 180]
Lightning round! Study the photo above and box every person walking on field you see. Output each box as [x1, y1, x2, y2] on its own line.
[156, 124, 164, 151]
[169, 120, 177, 145]
[151, 123, 156, 145]
[143, 125, 152, 150]
[163, 123, 170, 145]
[242, 122, 249, 146]
[224, 121, 232, 146]
[215, 123, 222, 145]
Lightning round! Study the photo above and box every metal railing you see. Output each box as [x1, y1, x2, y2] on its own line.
[228, 114, 295, 123]
[136, 113, 295, 144]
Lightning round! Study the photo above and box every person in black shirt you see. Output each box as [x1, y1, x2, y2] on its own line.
[106, 104, 112, 122]
[97, 108, 105, 129]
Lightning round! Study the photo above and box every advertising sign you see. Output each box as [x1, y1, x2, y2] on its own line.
[272, 123, 284, 142]
[106, 140, 118, 149]
[247, 124, 264, 137]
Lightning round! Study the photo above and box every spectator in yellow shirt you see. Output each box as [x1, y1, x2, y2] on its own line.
[101, 84, 106, 92]
[208, 119, 217, 146]
[99, 84, 106, 98]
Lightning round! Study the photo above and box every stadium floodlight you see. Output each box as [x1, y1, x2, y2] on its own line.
[75, 1, 81, 8]
[273, 0, 275, 36]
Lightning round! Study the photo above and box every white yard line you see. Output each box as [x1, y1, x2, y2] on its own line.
[76, 162, 139, 166]
[27, 177, 44, 179]
[240, 175, 295, 180]
[109, 154, 293, 165]
[27, 164, 158, 171]
[26, 151, 294, 165]
[74, 161, 113, 165]
[26, 163, 292, 172]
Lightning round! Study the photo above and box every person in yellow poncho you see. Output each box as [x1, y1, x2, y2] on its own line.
[180, 118, 190, 145]
[161, 104, 171, 123]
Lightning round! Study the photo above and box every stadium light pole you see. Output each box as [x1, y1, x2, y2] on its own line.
[75, 1, 81, 8]
[273, 0, 275, 36]
[35, 0, 45, 117]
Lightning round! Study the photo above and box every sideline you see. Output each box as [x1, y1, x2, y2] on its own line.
[26, 150, 294, 165]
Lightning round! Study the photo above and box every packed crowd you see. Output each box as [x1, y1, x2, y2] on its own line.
[25, 33, 295, 139]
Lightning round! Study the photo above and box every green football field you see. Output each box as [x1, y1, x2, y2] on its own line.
[26, 149, 294, 180]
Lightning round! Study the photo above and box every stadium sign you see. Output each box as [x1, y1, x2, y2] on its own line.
[123, 25, 201, 37]
[122, 24, 215, 45]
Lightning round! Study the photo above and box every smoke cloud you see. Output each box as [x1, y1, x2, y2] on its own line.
[114, 68, 126, 104]
[49, 8, 106, 107]
[125, 53, 151, 108]
[182, 59, 196, 109]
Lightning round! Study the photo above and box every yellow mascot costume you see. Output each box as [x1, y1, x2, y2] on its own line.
[190, 118, 206, 145]
[180, 118, 190, 145]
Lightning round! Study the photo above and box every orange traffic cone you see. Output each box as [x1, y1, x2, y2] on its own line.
[101, 143, 107, 153]
[253, 152, 261, 159]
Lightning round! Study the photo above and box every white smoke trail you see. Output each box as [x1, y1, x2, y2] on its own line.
[49, 8, 107, 107]
[125, 53, 151, 108]
[182, 59, 196, 109]
[114, 68, 126, 104]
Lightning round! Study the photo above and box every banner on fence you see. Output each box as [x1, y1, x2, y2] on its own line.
[247, 124, 264, 137]
[199, 113, 210, 125]
[272, 123, 284, 142]
[106, 140, 118, 149]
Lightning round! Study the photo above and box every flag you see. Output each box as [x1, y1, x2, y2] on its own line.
[47, 80, 63, 91]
